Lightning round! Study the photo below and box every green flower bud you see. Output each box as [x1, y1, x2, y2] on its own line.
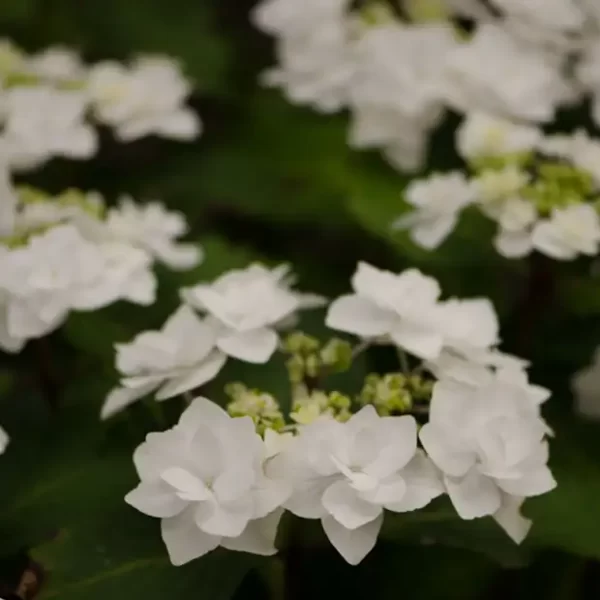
[225, 383, 285, 434]
[320, 338, 352, 373]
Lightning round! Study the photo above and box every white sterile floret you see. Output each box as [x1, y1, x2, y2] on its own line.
[26, 46, 86, 82]
[280, 405, 442, 564]
[0, 87, 97, 171]
[532, 204, 600, 260]
[493, 198, 538, 259]
[1, 224, 139, 341]
[326, 262, 445, 360]
[88, 56, 200, 142]
[442, 24, 571, 123]
[126, 397, 290, 565]
[101, 305, 227, 419]
[182, 264, 324, 364]
[420, 378, 556, 543]
[392, 172, 475, 249]
[105, 197, 202, 270]
[457, 113, 542, 162]
[572, 348, 600, 420]
[349, 23, 457, 171]
[540, 129, 600, 186]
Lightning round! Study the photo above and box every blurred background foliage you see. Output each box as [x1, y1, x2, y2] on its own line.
[2, 0, 600, 598]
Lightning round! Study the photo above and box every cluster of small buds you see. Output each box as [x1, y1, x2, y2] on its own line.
[0, 40, 201, 173]
[225, 383, 286, 434]
[393, 114, 600, 260]
[358, 372, 433, 416]
[126, 261, 556, 567]
[282, 331, 352, 384]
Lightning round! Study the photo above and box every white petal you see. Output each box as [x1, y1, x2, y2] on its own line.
[494, 229, 533, 258]
[419, 423, 475, 477]
[326, 295, 396, 337]
[285, 477, 332, 519]
[365, 415, 418, 478]
[390, 323, 443, 360]
[157, 109, 202, 141]
[493, 495, 532, 544]
[100, 383, 159, 419]
[154, 242, 202, 270]
[199, 497, 254, 538]
[161, 467, 211, 502]
[177, 397, 229, 435]
[155, 351, 227, 400]
[125, 481, 188, 518]
[321, 512, 383, 565]
[361, 474, 407, 505]
[322, 480, 382, 530]
[221, 509, 283, 556]
[495, 466, 556, 497]
[253, 476, 292, 519]
[445, 471, 502, 519]
[217, 327, 278, 363]
[411, 215, 458, 250]
[213, 465, 255, 505]
[161, 508, 220, 565]
[532, 221, 577, 260]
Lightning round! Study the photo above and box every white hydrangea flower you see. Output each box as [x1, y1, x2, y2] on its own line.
[182, 264, 324, 364]
[420, 378, 556, 543]
[572, 347, 600, 420]
[126, 397, 290, 565]
[105, 197, 202, 270]
[493, 198, 538, 259]
[101, 305, 227, 419]
[392, 172, 475, 249]
[532, 204, 600, 260]
[0, 87, 97, 171]
[457, 112, 542, 162]
[280, 406, 443, 564]
[326, 262, 446, 360]
[540, 129, 600, 186]
[26, 46, 86, 82]
[88, 56, 201, 142]
[443, 24, 571, 122]
[349, 23, 456, 171]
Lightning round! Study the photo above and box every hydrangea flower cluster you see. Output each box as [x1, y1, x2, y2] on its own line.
[0, 40, 200, 172]
[0, 185, 202, 355]
[251, 0, 600, 172]
[125, 261, 556, 566]
[393, 114, 600, 260]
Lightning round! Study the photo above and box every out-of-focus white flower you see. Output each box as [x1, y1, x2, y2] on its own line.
[443, 24, 571, 122]
[182, 264, 323, 364]
[281, 405, 442, 564]
[493, 197, 538, 258]
[106, 197, 201, 270]
[349, 23, 456, 171]
[532, 204, 600, 260]
[420, 378, 555, 543]
[540, 129, 600, 186]
[88, 56, 200, 142]
[0, 39, 26, 78]
[0, 87, 97, 171]
[392, 172, 475, 249]
[0, 162, 17, 237]
[326, 262, 446, 360]
[26, 46, 86, 82]
[572, 348, 600, 419]
[101, 306, 226, 419]
[472, 165, 530, 220]
[457, 113, 542, 162]
[126, 397, 289, 565]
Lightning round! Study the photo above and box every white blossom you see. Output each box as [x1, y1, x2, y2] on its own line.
[280, 406, 442, 564]
[392, 172, 475, 249]
[420, 378, 555, 543]
[442, 24, 571, 123]
[326, 262, 446, 360]
[88, 56, 200, 142]
[101, 305, 226, 419]
[457, 113, 542, 162]
[493, 198, 538, 259]
[26, 46, 86, 82]
[349, 23, 456, 171]
[0, 87, 97, 171]
[126, 397, 290, 565]
[182, 264, 323, 364]
[105, 197, 202, 270]
[532, 204, 600, 260]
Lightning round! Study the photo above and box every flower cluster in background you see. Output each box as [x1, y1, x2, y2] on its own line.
[125, 262, 556, 566]
[251, 0, 600, 172]
[0, 40, 200, 172]
[393, 114, 600, 260]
